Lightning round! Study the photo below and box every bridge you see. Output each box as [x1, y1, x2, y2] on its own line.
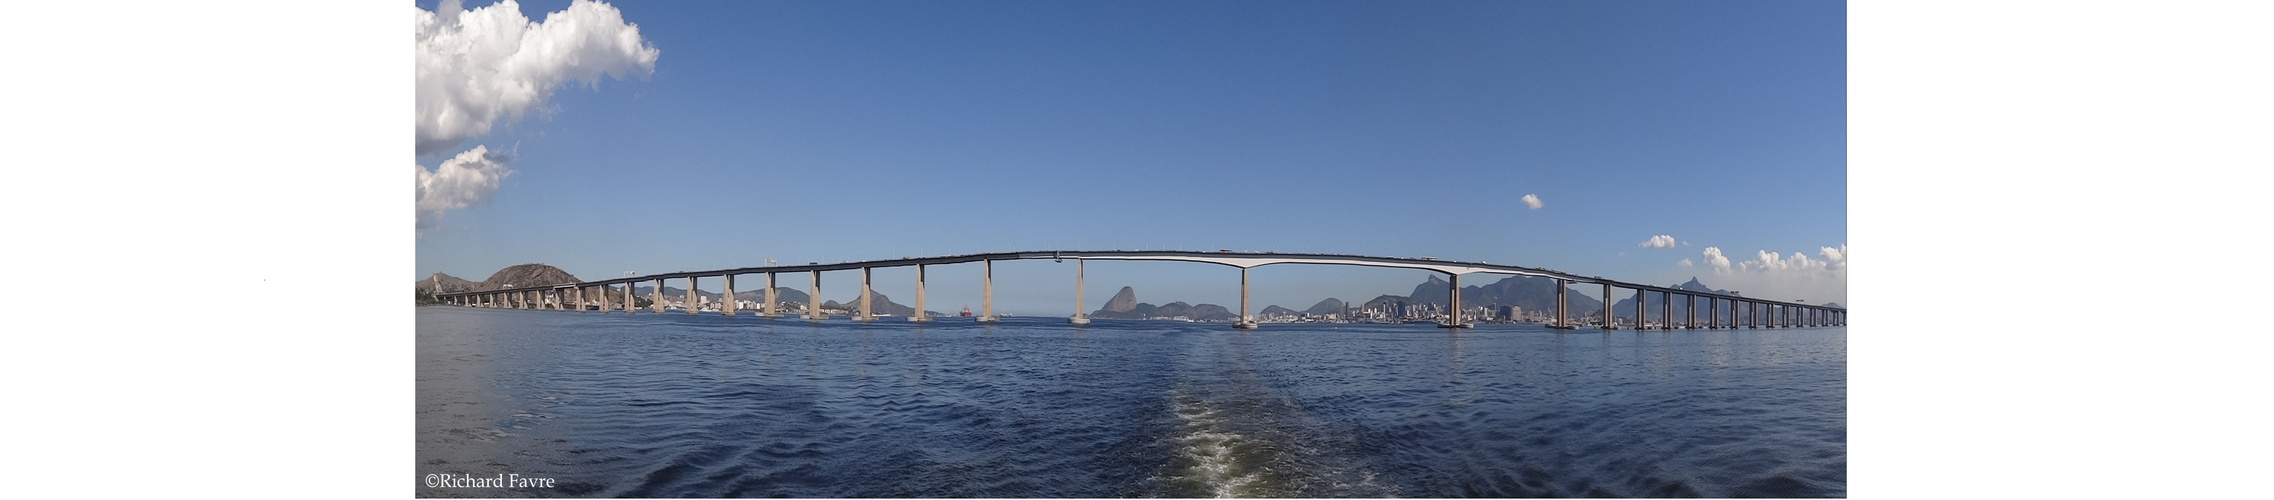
[430, 250, 1846, 330]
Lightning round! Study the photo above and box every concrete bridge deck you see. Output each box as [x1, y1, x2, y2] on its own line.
[433, 249, 1845, 329]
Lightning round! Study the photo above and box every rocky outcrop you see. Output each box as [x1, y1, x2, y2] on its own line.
[416, 272, 480, 294]
[475, 264, 581, 291]
[1302, 298, 1345, 315]
[1101, 286, 1139, 313]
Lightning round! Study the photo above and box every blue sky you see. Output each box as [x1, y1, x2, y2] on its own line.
[415, 0, 1847, 314]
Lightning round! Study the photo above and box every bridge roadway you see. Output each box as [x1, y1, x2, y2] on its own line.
[433, 250, 1846, 329]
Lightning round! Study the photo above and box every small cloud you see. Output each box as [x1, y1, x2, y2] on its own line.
[1678, 258, 1694, 267]
[416, 145, 514, 231]
[1682, 241, 1691, 246]
[1640, 234, 1677, 248]
[1520, 194, 1544, 210]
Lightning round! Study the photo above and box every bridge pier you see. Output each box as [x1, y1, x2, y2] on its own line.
[650, 279, 664, 314]
[1070, 259, 1090, 325]
[619, 284, 632, 314]
[1439, 273, 1467, 328]
[1601, 283, 1615, 330]
[858, 267, 874, 323]
[686, 277, 698, 315]
[1634, 288, 1646, 329]
[1664, 290, 1682, 329]
[1687, 293, 1697, 329]
[976, 260, 997, 323]
[1552, 279, 1567, 329]
[722, 274, 737, 317]
[1235, 267, 1257, 329]
[764, 272, 780, 318]
[909, 265, 929, 322]
[808, 270, 824, 321]
[572, 287, 583, 312]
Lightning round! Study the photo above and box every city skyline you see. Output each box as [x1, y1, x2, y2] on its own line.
[414, 0, 1848, 313]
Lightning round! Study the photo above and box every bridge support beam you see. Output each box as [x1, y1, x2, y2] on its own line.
[1687, 294, 1697, 329]
[1634, 288, 1646, 329]
[686, 277, 699, 315]
[1070, 260, 1090, 325]
[764, 272, 780, 318]
[1439, 273, 1467, 328]
[909, 265, 929, 322]
[858, 267, 874, 323]
[722, 275, 737, 317]
[1601, 283, 1615, 330]
[1553, 279, 1567, 329]
[977, 260, 997, 323]
[808, 270, 824, 321]
[651, 279, 665, 314]
[620, 284, 632, 314]
[1235, 267, 1257, 329]
[1664, 290, 1682, 329]
[572, 287, 583, 312]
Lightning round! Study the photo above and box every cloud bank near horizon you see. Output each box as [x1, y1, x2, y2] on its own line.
[1683, 244, 1848, 305]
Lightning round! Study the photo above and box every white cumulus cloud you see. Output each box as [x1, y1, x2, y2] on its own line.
[1521, 194, 1544, 210]
[1678, 258, 1694, 267]
[1641, 234, 1677, 248]
[417, 145, 514, 230]
[1701, 247, 1734, 275]
[415, 0, 660, 156]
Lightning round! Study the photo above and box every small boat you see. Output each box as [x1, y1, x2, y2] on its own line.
[960, 305, 973, 317]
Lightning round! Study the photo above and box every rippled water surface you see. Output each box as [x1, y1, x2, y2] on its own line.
[417, 307, 1844, 497]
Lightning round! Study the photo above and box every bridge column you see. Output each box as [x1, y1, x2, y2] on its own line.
[1235, 267, 1257, 329]
[1634, 288, 1646, 329]
[764, 272, 780, 318]
[651, 279, 664, 314]
[1440, 273, 1465, 328]
[1664, 290, 1682, 329]
[686, 277, 699, 315]
[1687, 294, 1697, 329]
[1070, 260, 1090, 325]
[572, 287, 583, 312]
[808, 270, 824, 321]
[977, 260, 997, 323]
[1555, 277, 1573, 327]
[722, 275, 737, 316]
[620, 284, 633, 314]
[1601, 283, 1614, 330]
[909, 265, 929, 322]
[858, 267, 873, 322]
